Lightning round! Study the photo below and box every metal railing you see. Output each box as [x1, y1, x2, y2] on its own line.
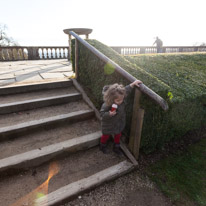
[111, 46, 206, 55]
[0, 46, 69, 61]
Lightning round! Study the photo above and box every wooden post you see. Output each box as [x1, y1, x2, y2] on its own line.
[129, 88, 144, 159]
[133, 108, 144, 159]
[75, 39, 79, 79]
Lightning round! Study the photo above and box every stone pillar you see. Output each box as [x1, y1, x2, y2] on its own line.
[63, 28, 93, 62]
[68, 34, 72, 60]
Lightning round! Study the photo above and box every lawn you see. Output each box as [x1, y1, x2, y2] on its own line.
[146, 138, 206, 206]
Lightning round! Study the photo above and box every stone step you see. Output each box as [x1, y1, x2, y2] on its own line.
[36, 161, 134, 206]
[0, 145, 128, 206]
[0, 80, 73, 95]
[0, 100, 91, 128]
[0, 84, 78, 105]
[0, 110, 95, 140]
[0, 63, 137, 206]
[0, 93, 82, 114]
[0, 118, 101, 159]
[0, 131, 102, 173]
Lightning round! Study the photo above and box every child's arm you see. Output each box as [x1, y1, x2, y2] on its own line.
[100, 103, 114, 119]
[130, 80, 142, 88]
[124, 80, 143, 98]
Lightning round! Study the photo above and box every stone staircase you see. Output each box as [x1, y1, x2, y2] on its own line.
[0, 79, 134, 206]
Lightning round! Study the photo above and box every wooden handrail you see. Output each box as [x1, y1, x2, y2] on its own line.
[69, 31, 168, 111]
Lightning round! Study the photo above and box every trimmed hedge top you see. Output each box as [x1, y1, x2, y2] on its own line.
[126, 53, 206, 103]
[86, 39, 170, 98]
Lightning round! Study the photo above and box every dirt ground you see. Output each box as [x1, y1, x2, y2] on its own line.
[62, 125, 206, 206]
[62, 168, 173, 206]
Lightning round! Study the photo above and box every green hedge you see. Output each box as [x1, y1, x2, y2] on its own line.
[71, 39, 206, 153]
[126, 54, 206, 102]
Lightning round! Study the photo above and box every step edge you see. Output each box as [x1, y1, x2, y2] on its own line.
[36, 160, 134, 206]
[0, 131, 102, 171]
[0, 93, 81, 108]
[0, 80, 73, 95]
[0, 109, 94, 134]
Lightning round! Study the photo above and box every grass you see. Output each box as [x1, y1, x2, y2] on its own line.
[126, 53, 206, 102]
[146, 138, 206, 206]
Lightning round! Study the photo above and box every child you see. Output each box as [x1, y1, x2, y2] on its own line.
[100, 80, 142, 155]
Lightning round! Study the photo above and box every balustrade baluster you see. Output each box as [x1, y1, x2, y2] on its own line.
[48, 48, 51, 58]
[54, 48, 56, 59]
[56, 48, 58, 59]
[60, 48, 63, 58]
[63, 48, 65, 58]
[49, 48, 51, 59]
[8, 48, 13, 60]
[0, 48, 3, 60]
[22, 48, 25, 59]
[5, 49, 10, 60]
[57, 48, 60, 58]
[22, 48, 25, 60]
[42, 48, 45, 59]
[51, 48, 54, 59]
[17, 48, 20, 60]
[45, 48, 48, 59]
[19, 48, 23, 60]
[50, 48, 52, 58]
[10, 48, 14, 60]
[59, 48, 62, 58]
[47, 48, 49, 59]
[54, 48, 56, 58]
[58, 48, 61, 58]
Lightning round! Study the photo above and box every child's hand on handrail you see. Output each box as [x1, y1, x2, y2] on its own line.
[130, 80, 142, 88]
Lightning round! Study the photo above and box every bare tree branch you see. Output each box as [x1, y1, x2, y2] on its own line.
[0, 23, 19, 46]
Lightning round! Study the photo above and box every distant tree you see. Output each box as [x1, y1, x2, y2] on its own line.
[193, 42, 206, 46]
[0, 23, 19, 46]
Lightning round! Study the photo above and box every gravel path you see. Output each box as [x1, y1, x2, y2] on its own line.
[62, 169, 173, 206]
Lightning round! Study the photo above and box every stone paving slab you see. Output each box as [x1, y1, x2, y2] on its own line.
[0, 79, 16, 86]
[63, 72, 74, 77]
[14, 71, 40, 76]
[0, 74, 15, 79]
[46, 67, 72, 72]
[0, 59, 71, 87]
[16, 74, 43, 82]
[39, 66, 69, 73]
[40, 73, 66, 79]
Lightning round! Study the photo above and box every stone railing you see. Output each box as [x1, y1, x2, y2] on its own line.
[0, 46, 69, 61]
[111, 46, 206, 55]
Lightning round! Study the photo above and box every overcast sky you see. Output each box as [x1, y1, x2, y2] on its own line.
[1, 0, 205, 47]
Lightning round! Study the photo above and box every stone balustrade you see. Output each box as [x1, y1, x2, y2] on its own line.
[111, 46, 206, 55]
[0, 46, 69, 61]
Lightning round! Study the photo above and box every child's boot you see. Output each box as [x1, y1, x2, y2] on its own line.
[100, 143, 108, 154]
[113, 143, 123, 155]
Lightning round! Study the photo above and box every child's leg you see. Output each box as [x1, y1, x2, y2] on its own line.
[100, 134, 110, 144]
[100, 134, 110, 154]
[113, 133, 122, 155]
[114, 133, 121, 144]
